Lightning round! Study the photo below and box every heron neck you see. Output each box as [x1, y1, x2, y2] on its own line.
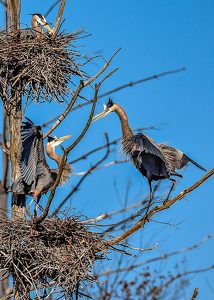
[114, 104, 134, 141]
[45, 144, 62, 167]
[31, 19, 44, 39]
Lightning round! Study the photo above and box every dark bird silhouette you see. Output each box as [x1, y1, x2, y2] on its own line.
[11, 118, 72, 215]
[20, 13, 54, 39]
[93, 98, 206, 216]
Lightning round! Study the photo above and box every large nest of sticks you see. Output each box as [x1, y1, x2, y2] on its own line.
[0, 26, 90, 108]
[0, 213, 109, 299]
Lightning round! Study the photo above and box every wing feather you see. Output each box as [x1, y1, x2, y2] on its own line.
[19, 118, 48, 186]
[131, 133, 167, 163]
[159, 144, 206, 172]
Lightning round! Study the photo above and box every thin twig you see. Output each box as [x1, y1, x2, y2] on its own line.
[107, 168, 214, 246]
[53, 0, 67, 34]
[96, 235, 212, 277]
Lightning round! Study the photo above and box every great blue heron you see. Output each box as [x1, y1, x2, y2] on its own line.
[11, 118, 72, 216]
[20, 13, 54, 39]
[93, 98, 206, 216]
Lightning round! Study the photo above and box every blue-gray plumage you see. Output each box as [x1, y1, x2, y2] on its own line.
[19, 13, 54, 39]
[11, 118, 72, 216]
[93, 98, 206, 216]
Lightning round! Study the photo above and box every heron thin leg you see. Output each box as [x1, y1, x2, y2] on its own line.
[144, 181, 153, 218]
[34, 194, 42, 217]
[164, 179, 176, 205]
[27, 190, 42, 216]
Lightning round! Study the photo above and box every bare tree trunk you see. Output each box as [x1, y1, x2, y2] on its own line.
[0, 3, 11, 298]
[6, 2, 25, 299]
[0, 109, 11, 300]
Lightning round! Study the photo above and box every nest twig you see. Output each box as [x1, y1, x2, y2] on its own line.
[0, 26, 90, 110]
[0, 212, 110, 299]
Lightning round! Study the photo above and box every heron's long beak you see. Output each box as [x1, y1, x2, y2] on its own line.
[55, 134, 72, 146]
[92, 110, 110, 123]
[44, 24, 54, 35]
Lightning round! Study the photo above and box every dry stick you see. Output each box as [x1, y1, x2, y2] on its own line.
[50, 69, 118, 217]
[43, 80, 84, 139]
[43, 50, 120, 139]
[99, 67, 186, 98]
[190, 288, 199, 300]
[0, 0, 6, 6]
[34, 70, 117, 225]
[149, 266, 214, 300]
[33, 84, 96, 225]
[40, 67, 184, 129]
[68, 125, 155, 165]
[96, 235, 211, 277]
[107, 168, 214, 246]
[45, 0, 61, 18]
[50, 133, 110, 218]
[53, 0, 67, 34]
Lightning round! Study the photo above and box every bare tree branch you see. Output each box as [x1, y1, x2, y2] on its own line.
[99, 67, 186, 98]
[107, 168, 214, 246]
[40, 67, 184, 129]
[51, 133, 111, 218]
[33, 83, 99, 225]
[190, 288, 199, 300]
[34, 70, 116, 224]
[149, 266, 214, 300]
[0, 0, 6, 6]
[96, 235, 212, 277]
[53, 0, 67, 34]
[43, 50, 120, 139]
[45, 0, 61, 18]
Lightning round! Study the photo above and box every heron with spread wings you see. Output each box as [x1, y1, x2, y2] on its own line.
[11, 118, 72, 215]
[93, 98, 206, 216]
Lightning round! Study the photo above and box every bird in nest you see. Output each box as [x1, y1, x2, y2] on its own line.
[20, 13, 54, 39]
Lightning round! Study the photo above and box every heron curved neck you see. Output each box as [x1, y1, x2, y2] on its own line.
[31, 17, 44, 39]
[114, 104, 134, 141]
[45, 144, 62, 167]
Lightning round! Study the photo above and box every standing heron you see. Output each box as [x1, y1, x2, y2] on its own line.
[20, 13, 54, 39]
[93, 98, 206, 216]
[11, 118, 72, 215]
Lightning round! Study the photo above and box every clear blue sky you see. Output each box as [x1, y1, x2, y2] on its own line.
[0, 1, 214, 299]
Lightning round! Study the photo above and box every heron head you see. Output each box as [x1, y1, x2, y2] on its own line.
[32, 13, 54, 35]
[47, 134, 73, 148]
[92, 97, 116, 122]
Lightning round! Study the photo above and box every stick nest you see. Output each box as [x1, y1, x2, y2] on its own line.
[0, 213, 109, 299]
[0, 27, 90, 110]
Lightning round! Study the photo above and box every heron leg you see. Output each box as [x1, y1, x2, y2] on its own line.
[34, 194, 42, 217]
[163, 179, 176, 205]
[144, 180, 153, 219]
[27, 190, 42, 217]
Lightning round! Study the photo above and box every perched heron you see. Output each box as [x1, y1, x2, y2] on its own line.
[20, 13, 54, 39]
[93, 98, 206, 216]
[11, 118, 72, 215]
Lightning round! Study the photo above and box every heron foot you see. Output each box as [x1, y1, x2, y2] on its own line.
[163, 198, 170, 207]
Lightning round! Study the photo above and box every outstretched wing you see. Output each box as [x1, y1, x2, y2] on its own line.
[19, 117, 46, 185]
[159, 143, 206, 172]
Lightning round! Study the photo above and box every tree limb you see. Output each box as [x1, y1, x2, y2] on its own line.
[53, 0, 67, 34]
[51, 133, 110, 218]
[34, 70, 116, 224]
[45, 0, 61, 18]
[190, 288, 199, 300]
[107, 168, 214, 246]
[96, 235, 212, 277]
[43, 50, 120, 139]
